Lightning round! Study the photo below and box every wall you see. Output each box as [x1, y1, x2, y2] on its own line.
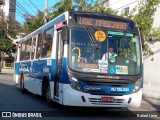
[143, 42, 160, 99]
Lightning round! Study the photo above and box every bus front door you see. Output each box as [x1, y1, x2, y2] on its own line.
[54, 30, 63, 99]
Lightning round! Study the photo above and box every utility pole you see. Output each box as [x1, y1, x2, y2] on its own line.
[44, 0, 48, 23]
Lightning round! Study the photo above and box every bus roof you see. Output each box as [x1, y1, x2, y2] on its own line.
[16, 11, 137, 44]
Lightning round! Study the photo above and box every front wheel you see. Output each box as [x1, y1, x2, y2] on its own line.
[20, 75, 27, 94]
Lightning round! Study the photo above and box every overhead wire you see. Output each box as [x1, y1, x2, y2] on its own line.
[11, 0, 33, 17]
[16, 1, 33, 16]
[10, 0, 25, 17]
[22, 0, 37, 14]
[28, 0, 42, 13]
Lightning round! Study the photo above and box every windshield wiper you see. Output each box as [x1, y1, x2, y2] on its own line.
[86, 26, 101, 58]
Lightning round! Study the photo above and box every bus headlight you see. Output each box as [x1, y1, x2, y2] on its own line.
[132, 78, 142, 93]
[68, 73, 81, 91]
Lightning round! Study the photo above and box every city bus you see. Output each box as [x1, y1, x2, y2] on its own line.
[14, 11, 143, 108]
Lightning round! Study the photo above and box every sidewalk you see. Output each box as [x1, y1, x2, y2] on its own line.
[1, 68, 14, 74]
[141, 96, 160, 111]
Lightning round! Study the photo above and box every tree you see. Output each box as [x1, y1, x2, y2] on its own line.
[50, 0, 116, 19]
[50, 0, 74, 19]
[0, 20, 16, 71]
[126, 0, 160, 54]
[74, 0, 93, 11]
[23, 11, 45, 35]
[91, 0, 117, 14]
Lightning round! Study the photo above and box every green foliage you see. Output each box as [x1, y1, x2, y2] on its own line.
[74, 0, 93, 11]
[125, 0, 160, 55]
[0, 20, 16, 56]
[23, 11, 45, 35]
[50, 0, 74, 19]
[50, 0, 116, 19]
[91, 0, 117, 14]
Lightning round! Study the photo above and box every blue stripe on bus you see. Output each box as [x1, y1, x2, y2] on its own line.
[60, 58, 70, 84]
[79, 81, 135, 95]
[18, 58, 70, 83]
[15, 62, 20, 75]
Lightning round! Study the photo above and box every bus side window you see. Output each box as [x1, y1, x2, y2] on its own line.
[24, 39, 32, 60]
[36, 33, 42, 59]
[41, 27, 54, 58]
[31, 37, 36, 60]
[20, 42, 26, 61]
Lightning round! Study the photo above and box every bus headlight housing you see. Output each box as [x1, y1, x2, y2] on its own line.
[132, 78, 142, 93]
[68, 73, 81, 91]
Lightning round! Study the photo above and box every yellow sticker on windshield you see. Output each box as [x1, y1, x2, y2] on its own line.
[94, 30, 106, 42]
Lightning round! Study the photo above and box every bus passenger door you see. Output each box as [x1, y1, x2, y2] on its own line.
[54, 30, 63, 98]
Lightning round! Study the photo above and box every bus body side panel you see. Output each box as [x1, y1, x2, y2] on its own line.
[17, 13, 68, 97]
[14, 44, 21, 84]
[14, 62, 20, 84]
[21, 59, 52, 95]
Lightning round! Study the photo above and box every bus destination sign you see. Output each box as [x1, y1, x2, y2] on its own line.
[77, 17, 127, 30]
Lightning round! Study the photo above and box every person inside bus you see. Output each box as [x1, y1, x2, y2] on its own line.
[102, 47, 117, 63]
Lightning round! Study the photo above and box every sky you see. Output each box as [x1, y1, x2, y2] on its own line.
[16, 0, 60, 24]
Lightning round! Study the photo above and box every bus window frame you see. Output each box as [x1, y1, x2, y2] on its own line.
[23, 39, 32, 61]
[36, 32, 43, 59]
[31, 36, 37, 60]
[41, 27, 54, 58]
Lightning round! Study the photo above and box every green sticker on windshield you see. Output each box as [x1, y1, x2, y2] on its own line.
[108, 31, 123, 35]
[108, 31, 133, 37]
[132, 38, 137, 42]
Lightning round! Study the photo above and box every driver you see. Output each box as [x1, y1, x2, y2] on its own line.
[109, 48, 117, 63]
[102, 48, 117, 63]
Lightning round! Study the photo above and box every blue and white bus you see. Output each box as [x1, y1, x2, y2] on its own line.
[14, 11, 143, 107]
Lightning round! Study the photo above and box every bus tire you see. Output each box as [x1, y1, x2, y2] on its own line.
[46, 82, 53, 106]
[42, 80, 53, 106]
[20, 75, 27, 94]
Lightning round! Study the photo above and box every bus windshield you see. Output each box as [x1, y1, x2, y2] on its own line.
[69, 27, 141, 75]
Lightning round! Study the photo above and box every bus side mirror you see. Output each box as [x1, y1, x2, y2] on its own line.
[62, 26, 69, 42]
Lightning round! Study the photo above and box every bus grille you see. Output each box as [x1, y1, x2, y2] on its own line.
[88, 98, 125, 105]
[82, 80, 130, 86]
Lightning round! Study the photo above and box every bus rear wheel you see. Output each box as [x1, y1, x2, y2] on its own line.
[20, 75, 27, 94]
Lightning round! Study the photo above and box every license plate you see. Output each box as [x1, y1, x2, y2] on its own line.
[101, 97, 114, 102]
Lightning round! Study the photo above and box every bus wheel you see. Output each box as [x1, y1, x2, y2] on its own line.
[45, 83, 53, 106]
[20, 75, 27, 94]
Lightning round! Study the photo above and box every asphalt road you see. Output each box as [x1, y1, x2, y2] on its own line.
[0, 73, 159, 120]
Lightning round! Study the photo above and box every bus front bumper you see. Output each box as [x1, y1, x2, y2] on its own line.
[62, 85, 142, 108]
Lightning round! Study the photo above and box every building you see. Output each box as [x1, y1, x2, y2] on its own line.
[109, 0, 160, 99]
[0, 0, 16, 70]
[109, 0, 160, 28]
[0, 0, 16, 21]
